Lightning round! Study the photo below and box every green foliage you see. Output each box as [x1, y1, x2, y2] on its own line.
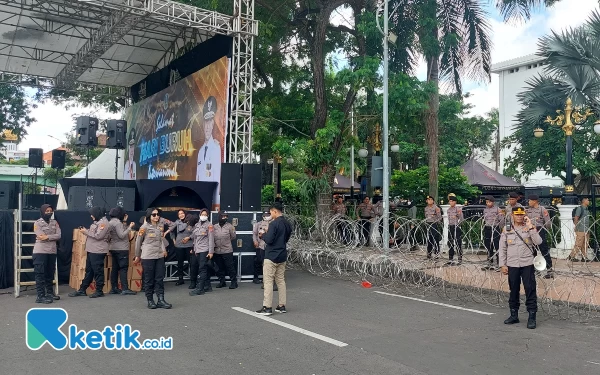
[0, 84, 36, 143]
[42, 166, 82, 186]
[0, 158, 30, 165]
[261, 179, 302, 204]
[391, 166, 480, 203]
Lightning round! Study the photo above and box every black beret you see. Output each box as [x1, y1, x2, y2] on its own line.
[528, 194, 539, 200]
[448, 196, 457, 202]
[485, 195, 495, 202]
[509, 192, 519, 198]
[426, 195, 434, 200]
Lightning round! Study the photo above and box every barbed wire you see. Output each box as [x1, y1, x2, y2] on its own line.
[285, 209, 600, 322]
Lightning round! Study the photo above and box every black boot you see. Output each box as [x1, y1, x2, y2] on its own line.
[204, 283, 213, 293]
[229, 279, 238, 289]
[46, 286, 60, 300]
[176, 278, 185, 286]
[527, 312, 537, 329]
[147, 297, 157, 309]
[68, 289, 87, 297]
[156, 294, 172, 309]
[89, 291, 104, 298]
[504, 309, 519, 324]
[216, 279, 227, 288]
[188, 281, 196, 290]
[189, 280, 205, 296]
[109, 288, 122, 295]
[121, 289, 137, 295]
[36, 292, 52, 304]
[253, 277, 261, 284]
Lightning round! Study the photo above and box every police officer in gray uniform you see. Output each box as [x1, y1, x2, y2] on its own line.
[213, 211, 238, 289]
[253, 211, 271, 284]
[500, 207, 541, 329]
[505, 192, 523, 225]
[69, 207, 110, 298]
[108, 207, 136, 295]
[185, 208, 215, 296]
[355, 197, 375, 246]
[32, 204, 61, 304]
[482, 196, 504, 271]
[425, 195, 442, 259]
[526, 194, 553, 278]
[446, 196, 464, 265]
[134, 208, 172, 309]
[164, 210, 195, 286]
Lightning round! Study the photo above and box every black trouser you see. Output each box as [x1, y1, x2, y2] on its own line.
[359, 219, 371, 246]
[508, 265, 537, 312]
[336, 220, 347, 244]
[175, 246, 191, 280]
[484, 226, 500, 265]
[254, 248, 264, 278]
[448, 225, 462, 261]
[80, 253, 106, 292]
[110, 250, 129, 290]
[214, 253, 237, 281]
[196, 252, 209, 286]
[537, 227, 553, 269]
[141, 257, 165, 299]
[189, 250, 199, 285]
[33, 253, 56, 296]
[426, 223, 441, 257]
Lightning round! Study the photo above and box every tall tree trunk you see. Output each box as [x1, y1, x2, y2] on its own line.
[425, 56, 440, 201]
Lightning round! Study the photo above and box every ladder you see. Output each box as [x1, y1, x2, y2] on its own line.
[14, 192, 59, 297]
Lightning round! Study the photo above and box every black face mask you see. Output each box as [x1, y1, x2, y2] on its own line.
[42, 213, 53, 222]
[219, 218, 228, 226]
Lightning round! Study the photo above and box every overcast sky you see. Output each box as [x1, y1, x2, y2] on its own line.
[19, 0, 600, 152]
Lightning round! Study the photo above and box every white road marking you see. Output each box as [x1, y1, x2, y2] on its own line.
[373, 291, 495, 315]
[232, 307, 348, 347]
[587, 361, 600, 366]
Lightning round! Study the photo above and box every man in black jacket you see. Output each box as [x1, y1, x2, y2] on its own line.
[256, 202, 293, 316]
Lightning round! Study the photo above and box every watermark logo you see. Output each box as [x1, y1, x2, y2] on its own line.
[26, 308, 173, 350]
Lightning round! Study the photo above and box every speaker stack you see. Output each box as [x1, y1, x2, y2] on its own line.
[75, 116, 98, 146]
[219, 163, 262, 212]
[51, 149, 66, 169]
[106, 120, 127, 149]
[28, 148, 44, 168]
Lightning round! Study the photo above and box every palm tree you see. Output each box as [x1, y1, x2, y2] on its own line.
[389, 0, 561, 200]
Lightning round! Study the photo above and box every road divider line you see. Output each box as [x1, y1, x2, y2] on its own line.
[373, 291, 495, 315]
[232, 307, 348, 347]
[587, 361, 600, 366]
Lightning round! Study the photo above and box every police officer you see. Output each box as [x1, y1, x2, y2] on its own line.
[446, 196, 464, 265]
[69, 207, 110, 298]
[185, 208, 215, 296]
[331, 195, 347, 215]
[482, 196, 504, 271]
[500, 207, 541, 329]
[196, 96, 222, 207]
[108, 207, 136, 295]
[331, 196, 347, 244]
[374, 197, 384, 240]
[134, 208, 172, 309]
[425, 195, 442, 259]
[505, 192, 523, 225]
[526, 194, 553, 278]
[32, 204, 61, 304]
[213, 211, 238, 289]
[253, 211, 271, 284]
[164, 210, 195, 286]
[355, 196, 375, 246]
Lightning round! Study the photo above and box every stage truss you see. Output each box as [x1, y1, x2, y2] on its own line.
[0, 0, 257, 163]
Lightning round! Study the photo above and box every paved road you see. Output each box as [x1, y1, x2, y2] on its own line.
[1, 270, 599, 374]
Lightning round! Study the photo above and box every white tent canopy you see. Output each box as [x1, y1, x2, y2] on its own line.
[57, 149, 124, 209]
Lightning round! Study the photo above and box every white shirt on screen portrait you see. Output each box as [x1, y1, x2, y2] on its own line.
[124, 160, 136, 180]
[196, 137, 222, 204]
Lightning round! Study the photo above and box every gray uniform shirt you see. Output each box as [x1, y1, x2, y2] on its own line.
[214, 222, 236, 254]
[526, 205, 551, 230]
[84, 217, 110, 254]
[483, 206, 504, 227]
[374, 201, 383, 217]
[253, 220, 270, 250]
[33, 218, 61, 254]
[108, 218, 131, 251]
[331, 203, 347, 215]
[169, 220, 194, 248]
[425, 205, 442, 224]
[356, 203, 375, 219]
[135, 222, 166, 259]
[447, 206, 463, 226]
[499, 225, 542, 268]
[190, 221, 215, 254]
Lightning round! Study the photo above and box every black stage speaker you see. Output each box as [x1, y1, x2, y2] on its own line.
[220, 163, 241, 211]
[51, 149, 66, 169]
[104, 187, 135, 211]
[106, 120, 127, 149]
[28, 148, 44, 168]
[68, 186, 101, 211]
[24, 194, 59, 210]
[0, 181, 18, 209]
[75, 116, 98, 146]
[241, 163, 261, 211]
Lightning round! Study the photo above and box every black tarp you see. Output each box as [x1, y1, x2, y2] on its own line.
[461, 159, 523, 191]
[0, 211, 14, 289]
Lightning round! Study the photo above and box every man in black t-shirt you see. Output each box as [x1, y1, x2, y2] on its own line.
[256, 202, 293, 316]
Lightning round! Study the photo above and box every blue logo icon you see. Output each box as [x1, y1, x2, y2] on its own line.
[26, 308, 69, 350]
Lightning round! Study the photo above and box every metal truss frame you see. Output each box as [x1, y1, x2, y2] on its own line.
[0, 0, 257, 162]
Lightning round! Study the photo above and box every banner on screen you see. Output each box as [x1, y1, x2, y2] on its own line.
[123, 56, 230, 206]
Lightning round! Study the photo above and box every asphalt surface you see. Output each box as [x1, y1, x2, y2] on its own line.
[1, 270, 599, 375]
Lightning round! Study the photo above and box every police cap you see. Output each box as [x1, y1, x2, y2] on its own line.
[203, 96, 217, 120]
[485, 195, 495, 202]
[128, 128, 136, 145]
[508, 192, 519, 199]
[528, 194, 539, 201]
[512, 207, 526, 215]
[448, 196, 457, 202]
[426, 195, 434, 200]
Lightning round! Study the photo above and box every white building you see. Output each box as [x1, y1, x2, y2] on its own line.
[0, 130, 28, 161]
[491, 54, 562, 187]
